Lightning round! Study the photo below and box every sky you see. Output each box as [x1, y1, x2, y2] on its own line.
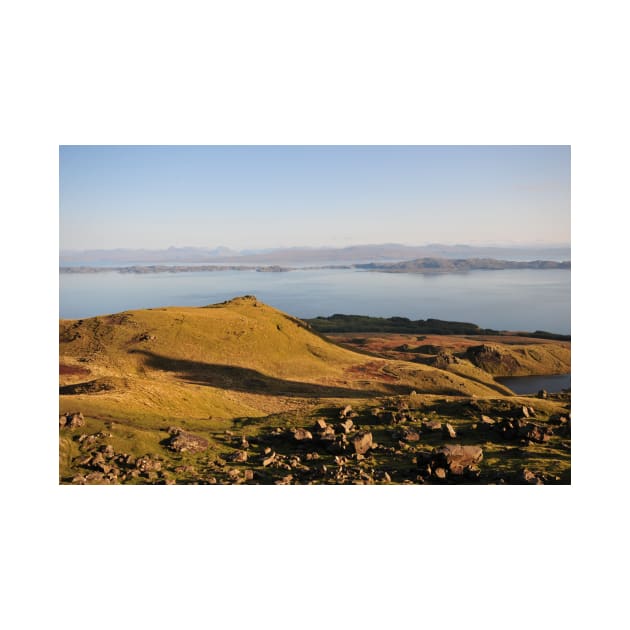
[59, 145, 570, 251]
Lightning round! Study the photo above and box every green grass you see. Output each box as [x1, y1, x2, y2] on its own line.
[60, 298, 571, 484]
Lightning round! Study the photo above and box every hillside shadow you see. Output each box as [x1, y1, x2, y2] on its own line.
[132, 349, 388, 398]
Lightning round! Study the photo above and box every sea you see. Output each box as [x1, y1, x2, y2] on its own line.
[59, 266, 571, 334]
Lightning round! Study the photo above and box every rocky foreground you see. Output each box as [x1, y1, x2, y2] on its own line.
[60, 392, 571, 485]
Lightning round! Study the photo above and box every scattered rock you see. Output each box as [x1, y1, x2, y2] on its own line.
[135, 456, 162, 473]
[338, 419, 354, 433]
[494, 418, 553, 444]
[443, 423, 457, 439]
[400, 427, 421, 442]
[519, 423, 552, 444]
[433, 467, 447, 480]
[319, 425, 336, 441]
[84, 471, 106, 483]
[230, 450, 248, 463]
[464, 465, 481, 480]
[262, 452, 276, 467]
[339, 405, 353, 418]
[351, 431, 373, 455]
[293, 428, 313, 441]
[537, 389, 548, 399]
[480, 415, 495, 426]
[520, 468, 544, 485]
[60, 411, 85, 429]
[424, 420, 442, 432]
[432, 350, 459, 369]
[433, 444, 483, 475]
[275, 474, 293, 485]
[166, 429, 209, 453]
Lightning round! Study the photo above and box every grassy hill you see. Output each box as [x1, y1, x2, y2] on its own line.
[59, 297, 571, 485]
[60, 296, 509, 423]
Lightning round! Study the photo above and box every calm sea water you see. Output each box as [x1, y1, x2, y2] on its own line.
[497, 374, 571, 394]
[59, 268, 571, 334]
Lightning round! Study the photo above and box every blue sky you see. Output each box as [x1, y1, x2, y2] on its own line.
[59, 146, 570, 250]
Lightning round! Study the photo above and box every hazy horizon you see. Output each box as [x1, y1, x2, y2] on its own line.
[59, 146, 570, 251]
[60, 240, 571, 254]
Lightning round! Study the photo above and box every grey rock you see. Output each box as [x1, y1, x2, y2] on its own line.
[166, 429, 209, 454]
[293, 428, 313, 441]
[444, 423, 457, 439]
[351, 431, 373, 455]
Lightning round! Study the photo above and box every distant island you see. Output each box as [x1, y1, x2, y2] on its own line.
[305, 313, 571, 340]
[60, 257, 570, 275]
[355, 258, 570, 272]
[59, 264, 298, 274]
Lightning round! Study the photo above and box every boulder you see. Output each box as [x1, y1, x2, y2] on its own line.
[465, 344, 520, 375]
[480, 415, 495, 426]
[518, 423, 552, 444]
[425, 420, 442, 431]
[262, 452, 276, 467]
[230, 450, 248, 463]
[63, 412, 85, 429]
[351, 431, 373, 455]
[443, 423, 457, 439]
[314, 418, 328, 430]
[537, 389, 548, 399]
[464, 465, 481, 480]
[100, 444, 115, 457]
[293, 428, 313, 441]
[400, 427, 421, 442]
[135, 456, 162, 473]
[338, 419, 354, 433]
[319, 425, 336, 441]
[520, 468, 544, 485]
[433, 467, 447, 480]
[166, 429, 209, 454]
[433, 444, 483, 472]
[339, 405, 353, 418]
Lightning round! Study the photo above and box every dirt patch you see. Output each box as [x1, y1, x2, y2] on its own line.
[59, 363, 91, 377]
[345, 361, 398, 382]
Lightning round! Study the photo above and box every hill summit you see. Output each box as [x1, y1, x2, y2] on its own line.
[60, 296, 510, 423]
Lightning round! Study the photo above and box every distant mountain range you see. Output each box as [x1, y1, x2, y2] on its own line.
[60, 243, 571, 265]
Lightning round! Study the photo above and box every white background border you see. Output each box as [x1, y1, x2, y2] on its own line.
[2, 1, 627, 628]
